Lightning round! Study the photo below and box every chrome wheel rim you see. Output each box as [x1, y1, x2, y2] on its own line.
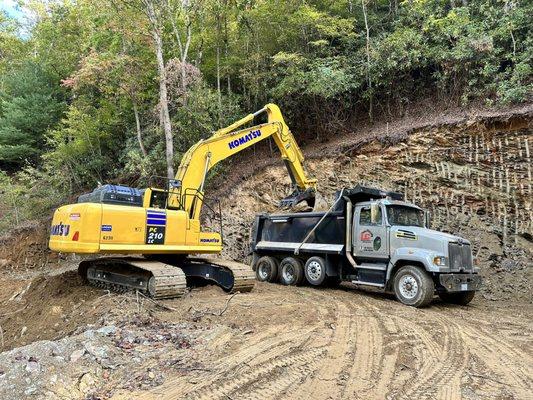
[307, 261, 322, 282]
[258, 263, 270, 280]
[399, 274, 419, 299]
[282, 264, 295, 283]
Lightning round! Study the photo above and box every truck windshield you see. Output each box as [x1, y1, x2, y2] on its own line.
[386, 205, 425, 227]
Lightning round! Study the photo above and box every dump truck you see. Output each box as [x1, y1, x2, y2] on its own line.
[250, 186, 482, 307]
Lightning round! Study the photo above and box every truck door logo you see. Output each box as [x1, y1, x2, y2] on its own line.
[360, 230, 373, 242]
[373, 236, 382, 251]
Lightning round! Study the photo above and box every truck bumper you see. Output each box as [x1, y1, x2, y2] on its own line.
[439, 273, 482, 292]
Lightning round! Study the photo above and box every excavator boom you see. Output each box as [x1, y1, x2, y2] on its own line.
[175, 103, 316, 218]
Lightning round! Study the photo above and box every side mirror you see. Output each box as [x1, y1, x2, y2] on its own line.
[371, 203, 379, 224]
[425, 211, 431, 228]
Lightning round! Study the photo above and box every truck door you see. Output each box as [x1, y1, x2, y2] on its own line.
[353, 203, 389, 260]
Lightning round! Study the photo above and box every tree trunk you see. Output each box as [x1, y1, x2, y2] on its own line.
[361, 0, 372, 120]
[144, 0, 174, 178]
[216, 44, 222, 124]
[133, 101, 147, 157]
[169, 2, 192, 104]
[216, 9, 222, 124]
[224, 3, 231, 93]
[154, 22, 174, 177]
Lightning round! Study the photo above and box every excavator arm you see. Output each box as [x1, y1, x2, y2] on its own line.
[173, 104, 317, 219]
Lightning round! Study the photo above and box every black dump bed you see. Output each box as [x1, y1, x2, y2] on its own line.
[250, 185, 403, 255]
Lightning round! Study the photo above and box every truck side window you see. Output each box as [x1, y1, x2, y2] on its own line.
[359, 206, 382, 226]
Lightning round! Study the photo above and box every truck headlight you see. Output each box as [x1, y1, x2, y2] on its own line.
[433, 256, 447, 266]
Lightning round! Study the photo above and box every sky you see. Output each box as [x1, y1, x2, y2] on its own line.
[1, 0, 25, 20]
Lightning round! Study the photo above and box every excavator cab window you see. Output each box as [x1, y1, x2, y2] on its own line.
[149, 189, 167, 209]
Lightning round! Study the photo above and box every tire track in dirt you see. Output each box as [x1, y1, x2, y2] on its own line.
[187, 345, 326, 400]
[125, 287, 337, 400]
[340, 295, 397, 399]
[112, 286, 531, 400]
[184, 288, 343, 400]
[391, 311, 467, 400]
[459, 322, 533, 397]
[287, 289, 360, 400]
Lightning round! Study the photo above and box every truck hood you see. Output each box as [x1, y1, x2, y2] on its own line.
[391, 226, 470, 254]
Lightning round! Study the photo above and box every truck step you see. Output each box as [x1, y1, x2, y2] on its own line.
[351, 280, 385, 288]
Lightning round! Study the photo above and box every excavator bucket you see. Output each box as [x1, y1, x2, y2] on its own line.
[279, 188, 316, 209]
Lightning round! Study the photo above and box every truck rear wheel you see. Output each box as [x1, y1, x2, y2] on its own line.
[279, 257, 304, 286]
[393, 265, 434, 308]
[255, 256, 279, 283]
[304, 256, 327, 286]
[438, 291, 476, 305]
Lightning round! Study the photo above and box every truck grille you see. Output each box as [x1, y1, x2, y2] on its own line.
[448, 242, 473, 271]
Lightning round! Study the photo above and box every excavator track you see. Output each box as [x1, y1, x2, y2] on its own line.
[78, 256, 254, 299]
[189, 257, 256, 293]
[79, 257, 187, 299]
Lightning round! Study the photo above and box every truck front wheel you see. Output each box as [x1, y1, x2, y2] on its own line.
[304, 256, 327, 286]
[279, 257, 304, 286]
[393, 265, 434, 308]
[255, 256, 279, 283]
[438, 291, 476, 305]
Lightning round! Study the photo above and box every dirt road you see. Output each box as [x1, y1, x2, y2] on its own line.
[104, 282, 532, 400]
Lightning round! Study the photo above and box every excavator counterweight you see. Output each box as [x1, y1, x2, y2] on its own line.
[49, 104, 316, 297]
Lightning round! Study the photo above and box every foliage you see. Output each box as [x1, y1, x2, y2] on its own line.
[0, 0, 531, 229]
[0, 62, 65, 168]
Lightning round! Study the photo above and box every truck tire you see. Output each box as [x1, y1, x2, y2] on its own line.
[438, 291, 476, 305]
[304, 256, 328, 286]
[393, 265, 434, 308]
[279, 257, 304, 286]
[255, 256, 279, 283]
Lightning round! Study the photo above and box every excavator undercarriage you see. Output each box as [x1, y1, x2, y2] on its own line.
[79, 256, 255, 299]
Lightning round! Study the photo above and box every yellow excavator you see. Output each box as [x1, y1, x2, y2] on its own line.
[49, 104, 316, 298]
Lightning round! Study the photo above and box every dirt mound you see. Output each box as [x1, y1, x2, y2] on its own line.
[0, 271, 103, 351]
[0, 222, 59, 277]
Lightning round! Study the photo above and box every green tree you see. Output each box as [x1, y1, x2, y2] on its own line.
[0, 62, 65, 168]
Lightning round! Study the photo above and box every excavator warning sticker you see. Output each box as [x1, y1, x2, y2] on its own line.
[146, 210, 166, 244]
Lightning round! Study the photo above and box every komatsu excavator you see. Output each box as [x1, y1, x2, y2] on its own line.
[49, 104, 316, 298]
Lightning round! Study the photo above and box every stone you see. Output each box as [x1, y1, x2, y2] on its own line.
[25, 361, 39, 373]
[96, 325, 117, 336]
[84, 342, 108, 360]
[78, 372, 96, 394]
[70, 349, 86, 363]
